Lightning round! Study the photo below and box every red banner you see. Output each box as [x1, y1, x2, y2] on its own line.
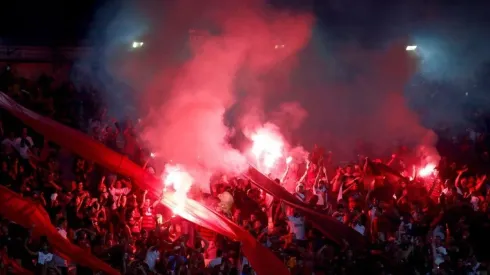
[0, 186, 119, 275]
[367, 159, 407, 183]
[0, 92, 289, 275]
[246, 166, 366, 249]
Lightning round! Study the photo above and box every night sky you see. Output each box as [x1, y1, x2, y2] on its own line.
[0, 0, 102, 45]
[1, 0, 490, 45]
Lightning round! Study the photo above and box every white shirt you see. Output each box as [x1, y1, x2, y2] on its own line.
[313, 186, 327, 206]
[287, 215, 306, 240]
[208, 257, 222, 268]
[295, 192, 306, 202]
[353, 224, 365, 235]
[145, 249, 160, 271]
[38, 252, 53, 264]
[109, 187, 131, 209]
[434, 246, 447, 266]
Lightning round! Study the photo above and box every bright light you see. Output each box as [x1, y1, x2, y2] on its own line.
[162, 165, 193, 216]
[274, 44, 285, 50]
[150, 152, 156, 158]
[286, 156, 292, 164]
[132, 41, 144, 48]
[250, 124, 284, 172]
[418, 163, 436, 177]
[406, 45, 417, 51]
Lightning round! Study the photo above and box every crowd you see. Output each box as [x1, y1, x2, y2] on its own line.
[1, 67, 490, 275]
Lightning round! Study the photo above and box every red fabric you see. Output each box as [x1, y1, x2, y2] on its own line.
[367, 159, 408, 183]
[197, 226, 216, 241]
[141, 210, 156, 230]
[0, 186, 118, 275]
[3, 256, 32, 275]
[368, 159, 430, 202]
[246, 166, 366, 249]
[8, 259, 31, 274]
[1, 250, 32, 274]
[161, 196, 291, 275]
[0, 92, 289, 275]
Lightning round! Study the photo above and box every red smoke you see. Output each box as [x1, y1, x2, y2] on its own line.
[100, 0, 437, 180]
[105, 0, 314, 186]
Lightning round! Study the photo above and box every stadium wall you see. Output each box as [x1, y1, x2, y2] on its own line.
[0, 45, 93, 82]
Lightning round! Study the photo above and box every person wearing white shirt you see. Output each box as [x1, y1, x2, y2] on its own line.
[38, 251, 53, 265]
[109, 179, 132, 209]
[294, 184, 306, 202]
[432, 234, 448, 268]
[24, 239, 55, 273]
[145, 247, 160, 272]
[287, 208, 306, 242]
[434, 246, 447, 266]
[353, 222, 366, 236]
[313, 180, 328, 208]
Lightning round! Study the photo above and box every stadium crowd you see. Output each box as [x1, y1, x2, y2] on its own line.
[1, 67, 490, 275]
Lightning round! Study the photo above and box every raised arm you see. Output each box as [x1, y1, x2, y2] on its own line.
[454, 167, 467, 189]
[280, 164, 290, 184]
[473, 174, 487, 192]
[298, 161, 310, 184]
[24, 238, 38, 256]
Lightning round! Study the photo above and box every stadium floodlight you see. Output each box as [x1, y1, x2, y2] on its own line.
[132, 41, 144, 48]
[406, 45, 417, 51]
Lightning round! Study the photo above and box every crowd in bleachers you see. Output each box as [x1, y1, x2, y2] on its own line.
[1, 66, 490, 275]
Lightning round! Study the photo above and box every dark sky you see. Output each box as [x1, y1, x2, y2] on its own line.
[1, 0, 490, 46]
[0, 0, 103, 45]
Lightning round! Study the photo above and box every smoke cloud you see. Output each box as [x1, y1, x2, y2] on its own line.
[82, 0, 313, 187]
[83, 0, 438, 183]
[300, 38, 437, 161]
[233, 28, 437, 161]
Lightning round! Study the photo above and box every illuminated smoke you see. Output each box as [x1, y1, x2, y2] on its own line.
[418, 163, 436, 178]
[250, 123, 285, 173]
[94, 1, 313, 192]
[162, 164, 194, 215]
[84, 0, 439, 189]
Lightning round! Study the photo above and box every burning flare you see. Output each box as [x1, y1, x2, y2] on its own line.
[418, 163, 436, 178]
[250, 124, 285, 173]
[162, 164, 194, 216]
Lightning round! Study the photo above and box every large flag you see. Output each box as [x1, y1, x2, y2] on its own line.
[367, 159, 407, 184]
[2, 254, 32, 274]
[365, 159, 431, 201]
[0, 185, 119, 275]
[246, 166, 366, 249]
[0, 92, 289, 275]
